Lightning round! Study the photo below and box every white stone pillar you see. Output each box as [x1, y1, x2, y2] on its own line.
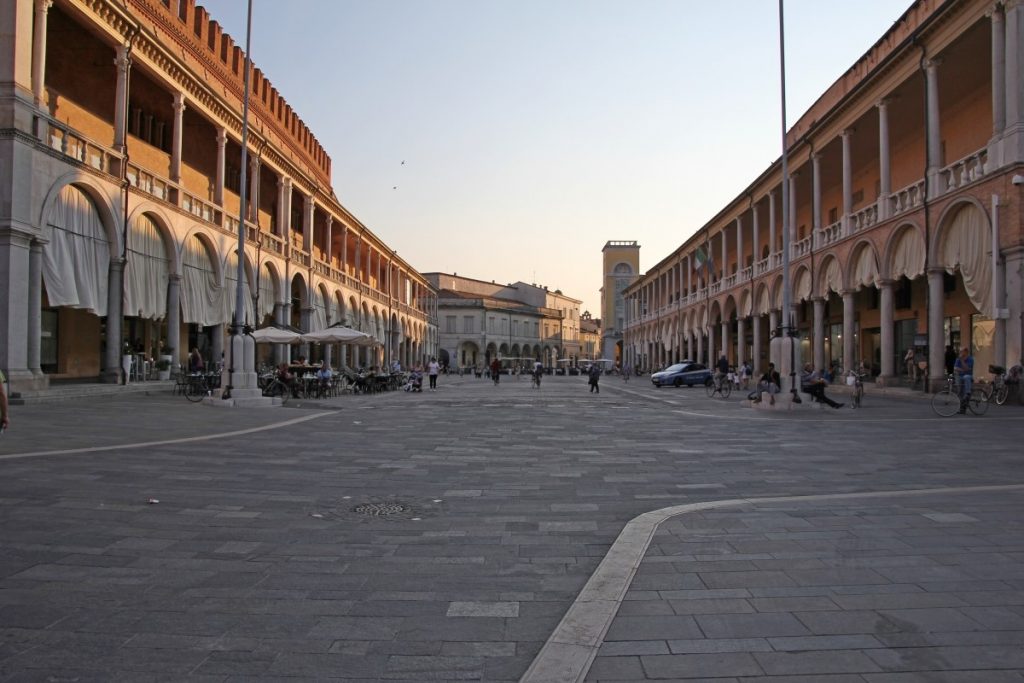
[170, 92, 185, 184]
[925, 59, 944, 194]
[1003, 246, 1023, 367]
[768, 190, 777, 256]
[707, 324, 716, 366]
[720, 229, 727, 276]
[113, 44, 131, 151]
[812, 297, 825, 371]
[302, 193, 314, 253]
[215, 127, 227, 206]
[752, 203, 760, 265]
[696, 327, 704, 365]
[324, 214, 333, 266]
[27, 239, 43, 375]
[166, 274, 181, 374]
[1005, 0, 1024, 162]
[735, 217, 744, 274]
[720, 321, 729, 361]
[842, 290, 855, 373]
[811, 152, 822, 241]
[841, 130, 853, 233]
[341, 224, 348, 272]
[878, 99, 892, 219]
[276, 176, 287, 237]
[993, 6, 1006, 141]
[211, 323, 223, 369]
[736, 317, 746, 370]
[769, 309, 779, 338]
[788, 175, 798, 246]
[31, 0, 51, 108]
[249, 155, 261, 226]
[752, 313, 763, 375]
[103, 260, 124, 383]
[878, 279, 894, 382]
[928, 268, 945, 387]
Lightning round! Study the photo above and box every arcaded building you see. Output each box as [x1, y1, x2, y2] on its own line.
[425, 273, 582, 370]
[624, 0, 1024, 386]
[0, 0, 438, 392]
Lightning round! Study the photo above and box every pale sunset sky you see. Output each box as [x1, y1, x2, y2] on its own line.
[201, 0, 910, 314]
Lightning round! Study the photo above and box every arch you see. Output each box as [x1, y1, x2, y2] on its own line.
[613, 262, 634, 275]
[883, 221, 926, 280]
[708, 299, 723, 324]
[310, 282, 330, 331]
[127, 204, 179, 274]
[737, 288, 752, 317]
[816, 254, 843, 298]
[39, 172, 120, 252]
[334, 290, 346, 326]
[793, 265, 812, 302]
[933, 200, 992, 315]
[846, 240, 880, 291]
[754, 282, 771, 316]
[124, 211, 170, 319]
[179, 231, 226, 326]
[769, 274, 784, 310]
[722, 294, 738, 320]
[41, 183, 113, 316]
[256, 260, 281, 324]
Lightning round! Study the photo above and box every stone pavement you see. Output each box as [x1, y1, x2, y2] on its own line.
[0, 374, 1021, 681]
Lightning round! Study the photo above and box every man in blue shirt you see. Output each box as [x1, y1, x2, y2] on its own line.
[953, 347, 974, 414]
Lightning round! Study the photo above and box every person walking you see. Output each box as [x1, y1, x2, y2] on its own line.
[427, 357, 440, 391]
[588, 363, 602, 393]
[490, 358, 501, 385]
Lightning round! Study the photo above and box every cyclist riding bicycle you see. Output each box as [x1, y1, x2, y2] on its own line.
[953, 347, 974, 414]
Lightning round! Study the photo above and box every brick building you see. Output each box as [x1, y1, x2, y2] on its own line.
[0, 0, 438, 392]
[624, 0, 1024, 386]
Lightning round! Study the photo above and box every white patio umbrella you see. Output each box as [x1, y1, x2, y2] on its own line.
[250, 326, 304, 344]
[301, 323, 374, 345]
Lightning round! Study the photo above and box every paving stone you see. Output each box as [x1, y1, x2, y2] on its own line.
[640, 652, 764, 678]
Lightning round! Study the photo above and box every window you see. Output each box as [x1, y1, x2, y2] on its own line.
[894, 277, 912, 309]
[828, 207, 838, 224]
[463, 316, 474, 334]
[445, 316, 456, 333]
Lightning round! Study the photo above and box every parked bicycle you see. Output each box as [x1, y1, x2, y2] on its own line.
[705, 372, 732, 399]
[847, 370, 867, 409]
[983, 364, 1014, 405]
[260, 376, 291, 404]
[931, 373, 987, 416]
[184, 373, 212, 403]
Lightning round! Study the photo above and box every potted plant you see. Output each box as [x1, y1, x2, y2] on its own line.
[156, 357, 172, 381]
[160, 346, 175, 378]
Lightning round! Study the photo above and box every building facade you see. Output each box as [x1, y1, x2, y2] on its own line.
[600, 240, 640, 364]
[0, 0, 438, 392]
[425, 273, 582, 370]
[580, 311, 600, 361]
[624, 0, 1024, 386]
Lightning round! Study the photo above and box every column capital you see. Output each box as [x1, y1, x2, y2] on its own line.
[986, 2, 1005, 19]
[840, 289, 855, 298]
[172, 91, 186, 113]
[876, 96, 895, 109]
[927, 266, 947, 276]
[324, 213, 333, 227]
[168, 273, 182, 283]
[249, 154, 261, 170]
[923, 57, 943, 71]
[34, 0, 53, 13]
[842, 127, 855, 138]
[114, 44, 132, 71]
[216, 126, 227, 144]
[876, 277, 894, 288]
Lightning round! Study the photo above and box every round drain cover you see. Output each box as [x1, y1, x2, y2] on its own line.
[352, 502, 409, 517]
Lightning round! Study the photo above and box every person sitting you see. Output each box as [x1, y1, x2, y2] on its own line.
[754, 362, 781, 405]
[800, 363, 843, 409]
[277, 362, 298, 398]
[189, 348, 205, 373]
[316, 361, 333, 397]
[953, 347, 974, 414]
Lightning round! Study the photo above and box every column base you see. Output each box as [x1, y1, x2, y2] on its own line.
[6, 368, 48, 395]
[100, 369, 122, 384]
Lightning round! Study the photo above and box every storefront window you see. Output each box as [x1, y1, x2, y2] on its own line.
[971, 314, 994, 378]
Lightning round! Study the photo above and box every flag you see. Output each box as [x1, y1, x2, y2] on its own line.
[695, 246, 714, 280]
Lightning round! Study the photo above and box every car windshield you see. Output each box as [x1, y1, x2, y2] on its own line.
[662, 364, 687, 373]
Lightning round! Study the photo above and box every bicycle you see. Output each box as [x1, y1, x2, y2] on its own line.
[847, 370, 867, 409]
[984, 365, 1012, 406]
[531, 369, 542, 389]
[184, 373, 211, 403]
[931, 373, 987, 416]
[261, 376, 291, 404]
[705, 372, 732, 399]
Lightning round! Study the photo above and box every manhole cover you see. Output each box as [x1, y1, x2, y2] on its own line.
[352, 502, 409, 517]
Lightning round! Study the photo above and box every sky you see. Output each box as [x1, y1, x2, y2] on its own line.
[200, 0, 911, 314]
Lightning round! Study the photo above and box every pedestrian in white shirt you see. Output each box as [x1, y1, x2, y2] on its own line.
[427, 357, 440, 391]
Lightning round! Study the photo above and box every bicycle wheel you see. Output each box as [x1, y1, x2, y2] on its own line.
[967, 388, 989, 415]
[184, 378, 206, 403]
[995, 383, 1009, 406]
[720, 383, 731, 399]
[705, 381, 716, 398]
[930, 390, 960, 417]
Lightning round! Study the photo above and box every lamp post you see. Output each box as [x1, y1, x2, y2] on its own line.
[221, 0, 264, 404]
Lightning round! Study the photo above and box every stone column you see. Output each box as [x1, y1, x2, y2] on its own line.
[927, 269, 946, 387]
[720, 229, 727, 276]
[788, 175, 797, 245]
[1005, 0, 1024, 162]
[925, 59, 943, 194]
[720, 321, 729, 361]
[170, 92, 185, 184]
[811, 152, 822, 242]
[735, 217, 743, 274]
[752, 203, 760, 265]
[841, 129, 853, 234]
[1003, 246, 1024, 367]
[300, 306, 312, 359]
[113, 44, 131, 151]
[166, 274, 181, 373]
[302, 193, 314, 253]
[768, 190, 777, 256]
[707, 324, 716, 365]
[249, 155, 261, 226]
[341, 224, 348, 273]
[877, 99, 891, 219]
[27, 240, 43, 375]
[769, 309, 779, 338]
[278, 302, 291, 363]
[812, 297, 825, 371]
[276, 176, 288, 237]
[102, 260, 124, 383]
[31, 0, 51, 108]
[993, 6, 1006, 142]
[696, 327, 704, 366]
[752, 313, 763, 375]
[736, 317, 746, 370]
[878, 279, 894, 382]
[215, 127, 226, 206]
[324, 214, 333, 266]
[842, 290, 855, 373]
